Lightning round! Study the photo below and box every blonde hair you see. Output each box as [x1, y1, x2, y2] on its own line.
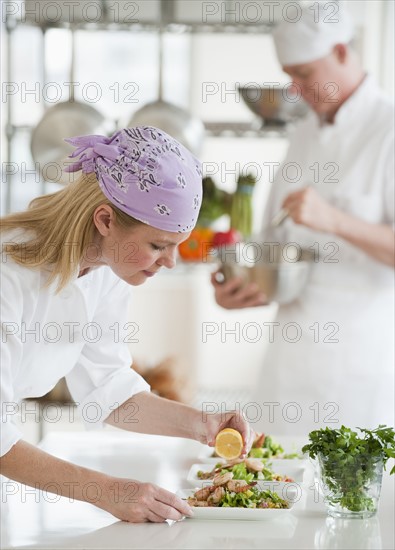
[0, 173, 142, 292]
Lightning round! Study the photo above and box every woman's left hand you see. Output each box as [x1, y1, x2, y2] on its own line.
[197, 410, 255, 458]
[283, 186, 338, 233]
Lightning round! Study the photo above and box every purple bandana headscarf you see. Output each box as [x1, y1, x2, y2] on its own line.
[65, 126, 203, 233]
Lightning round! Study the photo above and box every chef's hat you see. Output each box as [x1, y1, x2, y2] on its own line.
[273, 2, 354, 66]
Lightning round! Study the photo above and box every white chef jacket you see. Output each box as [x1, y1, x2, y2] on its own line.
[0, 230, 150, 456]
[254, 75, 395, 435]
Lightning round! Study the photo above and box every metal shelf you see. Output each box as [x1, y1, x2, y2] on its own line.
[204, 121, 289, 138]
[6, 16, 274, 34]
[9, 121, 289, 140]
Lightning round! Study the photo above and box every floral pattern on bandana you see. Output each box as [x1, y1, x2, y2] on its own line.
[154, 204, 172, 216]
[177, 173, 186, 189]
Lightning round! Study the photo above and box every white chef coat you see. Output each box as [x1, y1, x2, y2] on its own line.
[254, 75, 395, 435]
[0, 230, 150, 457]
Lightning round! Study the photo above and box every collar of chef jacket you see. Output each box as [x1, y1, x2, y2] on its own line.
[313, 73, 376, 131]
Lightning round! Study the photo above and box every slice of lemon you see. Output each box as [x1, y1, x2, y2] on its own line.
[214, 428, 243, 460]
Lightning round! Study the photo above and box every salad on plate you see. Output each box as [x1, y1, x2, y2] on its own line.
[248, 433, 302, 460]
[197, 457, 295, 483]
[187, 472, 289, 509]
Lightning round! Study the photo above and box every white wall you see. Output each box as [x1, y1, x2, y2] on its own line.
[345, 0, 394, 97]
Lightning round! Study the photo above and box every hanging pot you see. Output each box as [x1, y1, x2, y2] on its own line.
[31, 102, 106, 184]
[128, 31, 205, 156]
[30, 30, 106, 184]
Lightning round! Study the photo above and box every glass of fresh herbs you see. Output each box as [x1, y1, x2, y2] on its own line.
[302, 425, 395, 519]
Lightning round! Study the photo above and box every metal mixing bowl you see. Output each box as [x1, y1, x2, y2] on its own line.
[239, 85, 309, 126]
[217, 242, 313, 305]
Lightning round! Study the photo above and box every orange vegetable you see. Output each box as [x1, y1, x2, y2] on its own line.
[178, 227, 214, 262]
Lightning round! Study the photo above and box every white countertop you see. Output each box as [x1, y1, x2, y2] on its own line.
[1, 430, 394, 549]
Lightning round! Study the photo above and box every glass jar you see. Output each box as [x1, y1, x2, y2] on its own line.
[317, 453, 384, 519]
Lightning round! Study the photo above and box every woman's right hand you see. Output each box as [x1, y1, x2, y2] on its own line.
[211, 272, 267, 309]
[98, 477, 193, 523]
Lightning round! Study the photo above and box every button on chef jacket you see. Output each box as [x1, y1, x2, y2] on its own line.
[254, 75, 394, 435]
[0, 231, 150, 456]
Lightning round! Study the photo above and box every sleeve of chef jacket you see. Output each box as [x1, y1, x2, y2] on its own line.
[0, 263, 24, 456]
[65, 274, 150, 430]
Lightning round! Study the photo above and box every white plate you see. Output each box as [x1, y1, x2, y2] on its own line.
[177, 489, 295, 520]
[187, 462, 306, 487]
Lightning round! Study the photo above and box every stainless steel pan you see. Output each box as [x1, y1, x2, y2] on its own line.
[128, 30, 205, 156]
[30, 30, 106, 184]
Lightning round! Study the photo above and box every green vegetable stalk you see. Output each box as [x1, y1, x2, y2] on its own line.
[230, 173, 256, 239]
[302, 425, 395, 515]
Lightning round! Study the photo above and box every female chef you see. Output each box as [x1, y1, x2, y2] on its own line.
[0, 126, 254, 523]
[212, 6, 394, 435]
